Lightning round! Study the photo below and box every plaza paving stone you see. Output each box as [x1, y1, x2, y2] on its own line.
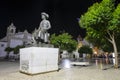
[0, 60, 120, 80]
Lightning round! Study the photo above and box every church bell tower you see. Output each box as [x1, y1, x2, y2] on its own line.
[6, 23, 16, 47]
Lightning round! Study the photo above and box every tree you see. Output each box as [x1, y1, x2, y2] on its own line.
[12, 45, 25, 60]
[50, 33, 77, 53]
[13, 45, 25, 54]
[4, 47, 13, 59]
[78, 45, 93, 55]
[85, 36, 105, 48]
[86, 36, 114, 53]
[79, 0, 120, 68]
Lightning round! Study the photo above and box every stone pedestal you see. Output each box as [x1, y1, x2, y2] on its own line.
[20, 47, 59, 74]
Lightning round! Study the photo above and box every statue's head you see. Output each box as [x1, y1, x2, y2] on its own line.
[41, 12, 49, 19]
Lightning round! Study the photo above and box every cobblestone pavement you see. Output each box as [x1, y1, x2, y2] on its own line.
[0, 60, 120, 80]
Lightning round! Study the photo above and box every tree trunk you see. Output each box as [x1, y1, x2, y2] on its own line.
[5, 53, 9, 59]
[112, 38, 118, 69]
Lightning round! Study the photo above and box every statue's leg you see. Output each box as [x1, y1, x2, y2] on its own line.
[40, 32, 44, 43]
[44, 32, 48, 44]
[38, 31, 43, 43]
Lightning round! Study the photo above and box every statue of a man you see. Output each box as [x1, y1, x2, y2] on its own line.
[38, 12, 51, 43]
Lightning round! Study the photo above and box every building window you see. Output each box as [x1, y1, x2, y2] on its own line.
[1, 44, 4, 47]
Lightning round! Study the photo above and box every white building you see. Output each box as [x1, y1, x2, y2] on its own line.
[0, 23, 32, 58]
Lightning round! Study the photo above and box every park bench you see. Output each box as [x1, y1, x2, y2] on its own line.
[70, 62, 90, 66]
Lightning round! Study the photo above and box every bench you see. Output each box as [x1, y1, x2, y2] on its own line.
[70, 62, 90, 66]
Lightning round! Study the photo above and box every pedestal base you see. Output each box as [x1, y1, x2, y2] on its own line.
[20, 47, 59, 74]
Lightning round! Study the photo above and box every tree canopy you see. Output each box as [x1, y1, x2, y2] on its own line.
[13, 45, 25, 54]
[50, 33, 77, 53]
[78, 45, 93, 54]
[80, 0, 116, 38]
[79, 0, 120, 68]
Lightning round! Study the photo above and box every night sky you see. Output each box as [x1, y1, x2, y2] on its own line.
[0, 0, 119, 39]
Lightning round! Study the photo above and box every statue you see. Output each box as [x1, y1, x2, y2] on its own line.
[38, 12, 51, 43]
[31, 12, 51, 46]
